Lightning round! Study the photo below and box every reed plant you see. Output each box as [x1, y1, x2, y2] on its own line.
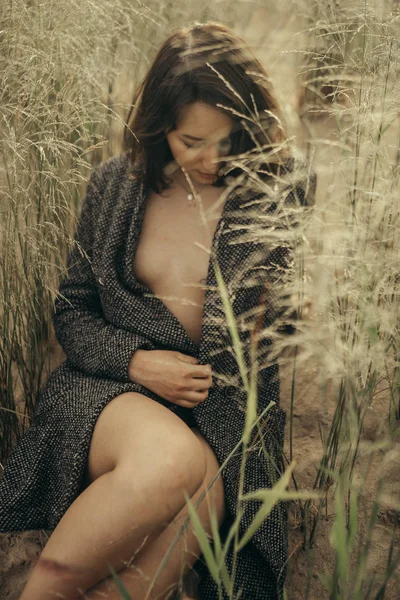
[1, 0, 400, 599]
[272, 0, 399, 597]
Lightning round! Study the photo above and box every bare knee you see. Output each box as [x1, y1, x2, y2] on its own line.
[102, 393, 209, 510]
[189, 427, 226, 529]
[116, 426, 208, 504]
[85, 392, 207, 491]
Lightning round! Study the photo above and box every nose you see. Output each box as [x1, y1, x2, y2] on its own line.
[199, 143, 220, 174]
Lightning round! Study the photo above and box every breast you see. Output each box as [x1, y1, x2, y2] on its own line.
[133, 188, 223, 345]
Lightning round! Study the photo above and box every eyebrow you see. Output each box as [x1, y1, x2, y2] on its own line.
[181, 133, 230, 141]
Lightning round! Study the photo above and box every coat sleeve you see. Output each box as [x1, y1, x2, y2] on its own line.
[52, 163, 155, 382]
[264, 164, 317, 333]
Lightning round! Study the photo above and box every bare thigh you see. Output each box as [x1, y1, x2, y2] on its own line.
[82, 392, 206, 491]
[81, 391, 226, 526]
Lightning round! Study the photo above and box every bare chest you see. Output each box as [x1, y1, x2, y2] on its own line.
[132, 186, 226, 344]
[134, 188, 224, 291]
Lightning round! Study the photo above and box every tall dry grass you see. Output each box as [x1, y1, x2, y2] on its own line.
[1, 0, 399, 599]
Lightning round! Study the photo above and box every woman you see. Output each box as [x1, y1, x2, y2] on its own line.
[0, 21, 316, 600]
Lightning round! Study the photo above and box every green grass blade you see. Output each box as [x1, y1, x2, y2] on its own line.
[214, 261, 249, 392]
[348, 486, 359, 554]
[237, 461, 308, 549]
[184, 492, 220, 583]
[329, 476, 347, 588]
[108, 564, 132, 600]
[238, 490, 320, 550]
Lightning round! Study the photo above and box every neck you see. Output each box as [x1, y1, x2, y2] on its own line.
[168, 166, 216, 193]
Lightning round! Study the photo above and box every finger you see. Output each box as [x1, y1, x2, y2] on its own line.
[188, 364, 212, 378]
[188, 377, 211, 391]
[177, 353, 199, 364]
[181, 389, 209, 404]
[177, 399, 201, 409]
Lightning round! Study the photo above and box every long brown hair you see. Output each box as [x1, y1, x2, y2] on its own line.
[123, 21, 293, 194]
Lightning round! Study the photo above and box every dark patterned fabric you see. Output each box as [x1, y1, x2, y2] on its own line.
[0, 153, 316, 599]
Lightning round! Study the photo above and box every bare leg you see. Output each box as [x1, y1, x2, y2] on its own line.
[19, 462, 205, 600]
[84, 434, 225, 599]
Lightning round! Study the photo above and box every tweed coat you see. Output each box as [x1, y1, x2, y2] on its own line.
[0, 152, 316, 599]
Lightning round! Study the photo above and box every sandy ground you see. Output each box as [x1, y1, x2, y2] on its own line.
[280, 353, 400, 599]
[1, 5, 399, 599]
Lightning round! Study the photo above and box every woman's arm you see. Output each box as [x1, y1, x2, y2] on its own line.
[52, 162, 155, 382]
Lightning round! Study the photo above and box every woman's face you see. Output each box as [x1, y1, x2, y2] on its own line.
[165, 101, 234, 186]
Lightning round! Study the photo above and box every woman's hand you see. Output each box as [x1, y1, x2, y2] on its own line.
[128, 350, 213, 409]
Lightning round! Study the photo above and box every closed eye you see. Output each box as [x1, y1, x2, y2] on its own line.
[183, 139, 232, 151]
[183, 141, 201, 149]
